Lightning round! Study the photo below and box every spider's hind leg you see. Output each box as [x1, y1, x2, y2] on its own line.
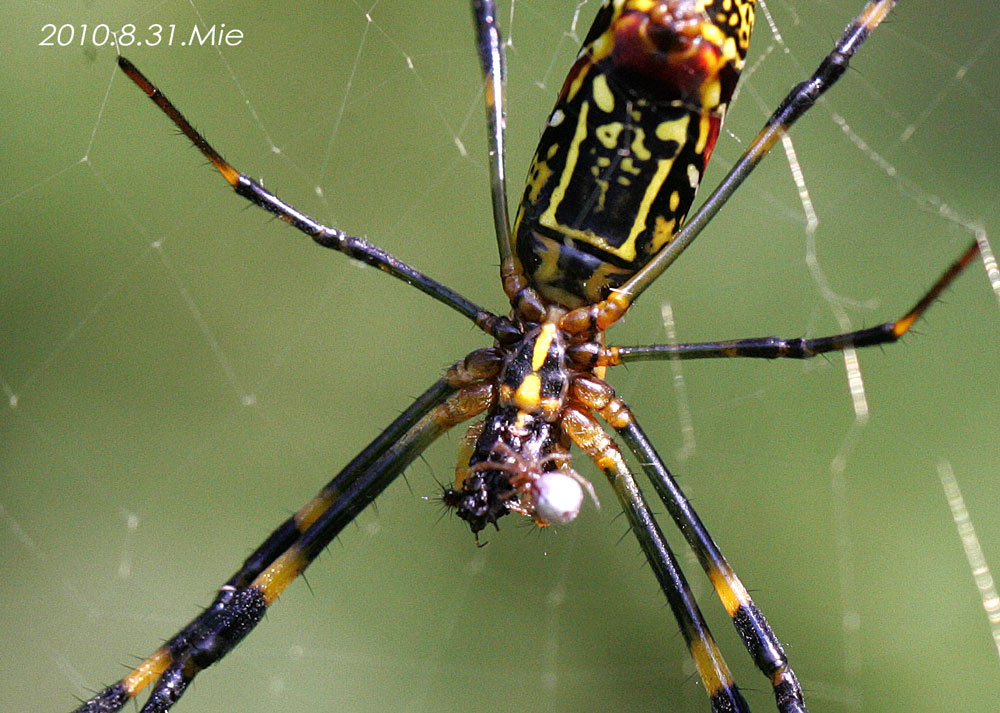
[568, 375, 809, 713]
[561, 402, 754, 713]
[71, 352, 501, 713]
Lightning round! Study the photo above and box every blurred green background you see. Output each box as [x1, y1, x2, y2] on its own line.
[3, 1, 1000, 712]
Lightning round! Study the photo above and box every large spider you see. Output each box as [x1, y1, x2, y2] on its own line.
[52, 2, 986, 712]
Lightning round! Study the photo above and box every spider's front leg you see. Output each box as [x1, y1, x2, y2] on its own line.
[116, 57, 519, 346]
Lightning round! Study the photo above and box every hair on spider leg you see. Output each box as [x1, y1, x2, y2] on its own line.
[397, 460, 419, 497]
[298, 571, 315, 597]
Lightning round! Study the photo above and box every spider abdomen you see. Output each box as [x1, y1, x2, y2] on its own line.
[512, 0, 756, 308]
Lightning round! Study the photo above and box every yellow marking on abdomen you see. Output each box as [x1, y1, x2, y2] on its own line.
[622, 158, 673, 254]
[592, 72, 615, 113]
[540, 102, 590, 233]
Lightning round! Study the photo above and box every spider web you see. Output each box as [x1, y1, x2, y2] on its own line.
[3, 1, 1000, 712]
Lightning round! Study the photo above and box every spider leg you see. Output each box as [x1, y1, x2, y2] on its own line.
[568, 374, 808, 712]
[597, 239, 983, 363]
[116, 57, 519, 345]
[561, 0, 898, 334]
[616, 416, 807, 713]
[70, 354, 499, 713]
[561, 405, 752, 713]
[470, 0, 515, 276]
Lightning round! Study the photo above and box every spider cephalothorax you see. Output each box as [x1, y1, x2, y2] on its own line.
[444, 313, 604, 534]
[513, 0, 755, 308]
